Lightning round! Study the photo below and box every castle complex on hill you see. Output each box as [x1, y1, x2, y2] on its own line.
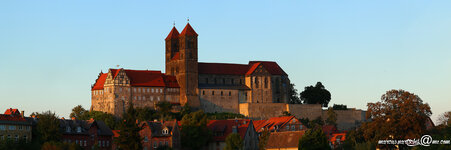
[91, 23, 366, 130]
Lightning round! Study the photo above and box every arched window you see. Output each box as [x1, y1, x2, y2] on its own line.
[76, 127, 82, 133]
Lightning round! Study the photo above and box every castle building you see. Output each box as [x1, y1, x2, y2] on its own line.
[91, 23, 291, 117]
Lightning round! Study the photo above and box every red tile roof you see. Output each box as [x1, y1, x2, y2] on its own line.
[249, 61, 287, 75]
[112, 130, 120, 138]
[330, 132, 346, 145]
[0, 113, 27, 122]
[198, 63, 249, 75]
[92, 73, 108, 90]
[4, 108, 20, 116]
[92, 69, 180, 90]
[245, 62, 261, 75]
[207, 119, 251, 141]
[180, 23, 198, 36]
[198, 61, 287, 76]
[165, 27, 179, 40]
[253, 116, 298, 132]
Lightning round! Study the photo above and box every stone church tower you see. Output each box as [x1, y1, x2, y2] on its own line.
[165, 23, 200, 108]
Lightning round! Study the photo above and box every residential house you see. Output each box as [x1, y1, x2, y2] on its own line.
[253, 116, 305, 133]
[207, 119, 259, 150]
[140, 120, 181, 150]
[59, 118, 114, 150]
[0, 108, 32, 143]
[265, 131, 305, 150]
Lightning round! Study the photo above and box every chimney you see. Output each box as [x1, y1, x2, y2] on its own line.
[21, 111, 24, 118]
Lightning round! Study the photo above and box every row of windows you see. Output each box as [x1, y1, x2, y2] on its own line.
[202, 90, 233, 96]
[0, 125, 30, 131]
[66, 126, 82, 133]
[0, 135, 27, 142]
[204, 78, 243, 85]
[93, 87, 174, 95]
[63, 139, 110, 147]
[153, 140, 170, 148]
[133, 96, 161, 101]
[133, 87, 163, 93]
[284, 124, 303, 131]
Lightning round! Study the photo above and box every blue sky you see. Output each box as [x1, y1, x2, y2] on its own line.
[1, 1, 450, 123]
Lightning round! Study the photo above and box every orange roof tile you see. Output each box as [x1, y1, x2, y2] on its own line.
[92, 69, 180, 90]
[207, 119, 251, 141]
[180, 23, 198, 36]
[198, 62, 249, 75]
[253, 116, 298, 132]
[165, 27, 179, 40]
[198, 61, 287, 76]
[4, 108, 20, 116]
[92, 73, 108, 90]
[248, 61, 287, 75]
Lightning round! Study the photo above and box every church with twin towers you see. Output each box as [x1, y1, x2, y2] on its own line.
[91, 23, 292, 118]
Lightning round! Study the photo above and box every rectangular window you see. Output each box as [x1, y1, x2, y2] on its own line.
[14, 135, 18, 142]
[9, 125, 16, 130]
[18, 125, 23, 130]
[212, 91, 214, 95]
[0, 125, 5, 130]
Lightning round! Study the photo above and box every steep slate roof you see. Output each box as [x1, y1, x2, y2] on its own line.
[59, 119, 113, 136]
[92, 69, 180, 90]
[92, 73, 108, 90]
[180, 23, 198, 36]
[198, 61, 287, 76]
[253, 116, 297, 132]
[265, 131, 305, 149]
[141, 120, 178, 137]
[207, 119, 251, 141]
[165, 27, 179, 40]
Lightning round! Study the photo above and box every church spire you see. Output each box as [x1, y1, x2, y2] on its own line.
[165, 26, 179, 41]
[180, 23, 198, 36]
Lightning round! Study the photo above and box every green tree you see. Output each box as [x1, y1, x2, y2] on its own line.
[181, 110, 211, 150]
[224, 133, 243, 150]
[289, 83, 301, 104]
[115, 102, 142, 150]
[325, 108, 337, 126]
[36, 111, 61, 142]
[298, 127, 330, 150]
[258, 128, 270, 150]
[300, 82, 331, 107]
[156, 101, 173, 116]
[332, 104, 348, 110]
[363, 89, 432, 148]
[135, 106, 157, 121]
[69, 105, 88, 119]
[86, 111, 119, 130]
[438, 111, 451, 126]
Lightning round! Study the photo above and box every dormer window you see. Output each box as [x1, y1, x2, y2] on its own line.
[162, 129, 168, 135]
[76, 127, 82, 133]
[66, 127, 71, 132]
